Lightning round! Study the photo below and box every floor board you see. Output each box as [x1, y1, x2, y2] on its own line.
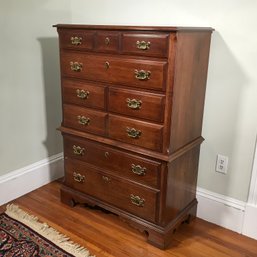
[1, 181, 257, 257]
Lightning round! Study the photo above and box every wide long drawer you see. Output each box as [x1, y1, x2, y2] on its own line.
[64, 159, 158, 222]
[60, 52, 167, 91]
[63, 134, 161, 188]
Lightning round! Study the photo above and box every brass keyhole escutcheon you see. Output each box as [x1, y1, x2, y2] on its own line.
[104, 152, 109, 158]
[105, 37, 110, 45]
[105, 61, 110, 69]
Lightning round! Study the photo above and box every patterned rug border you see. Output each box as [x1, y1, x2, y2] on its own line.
[3, 204, 94, 257]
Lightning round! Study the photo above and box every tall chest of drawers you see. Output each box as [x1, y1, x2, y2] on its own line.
[54, 24, 213, 249]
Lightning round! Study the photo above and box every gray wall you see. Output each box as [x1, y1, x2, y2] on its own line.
[0, 0, 71, 175]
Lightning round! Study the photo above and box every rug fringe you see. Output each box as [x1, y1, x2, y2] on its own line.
[5, 204, 95, 257]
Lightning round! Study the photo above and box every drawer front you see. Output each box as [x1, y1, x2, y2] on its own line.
[109, 87, 165, 122]
[95, 32, 120, 52]
[63, 104, 107, 136]
[64, 135, 161, 188]
[58, 29, 94, 50]
[62, 79, 106, 110]
[65, 159, 158, 222]
[108, 115, 163, 151]
[122, 33, 169, 57]
[61, 52, 167, 91]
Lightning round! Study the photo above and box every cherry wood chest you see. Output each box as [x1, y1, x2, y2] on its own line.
[54, 24, 213, 249]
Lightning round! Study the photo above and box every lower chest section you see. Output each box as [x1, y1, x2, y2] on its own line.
[63, 134, 162, 223]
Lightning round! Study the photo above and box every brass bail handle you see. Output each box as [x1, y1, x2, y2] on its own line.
[130, 194, 145, 207]
[102, 175, 111, 183]
[126, 127, 141, 139]
[136, 40, 151, 50]
[126, 98, 142, 110]
[73, 145, 85, 156]
[70, 62, 83, 72]
[76, 89, 89, 99]
[77, 115, 90, 126]
[71, 36, 82, 45]
[73, 172, 85, 183]
[134, 69, 151, 80]
[131, 164, 146, 176]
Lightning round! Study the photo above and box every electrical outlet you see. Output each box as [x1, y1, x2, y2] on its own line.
[216, 154, 228, 174]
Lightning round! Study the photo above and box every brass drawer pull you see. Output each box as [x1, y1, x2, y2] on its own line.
[76, 89, 89, 99]
[70, 62, 83, 72]
[131, 164, 146, 176]
[73, 172, 85, 183]
[126, 127, 141, 139]
[102, 175, 111, 183]
[126, 98, 142, 109]
[73, 145, 85, 156]
[130, 194, 145, 207]
[134, 69, 151, 80]
[105, 37, 110, 45]
[77, 115, 90, 126]
[71, 36, 82, 45]
[136, 40, 150, 50]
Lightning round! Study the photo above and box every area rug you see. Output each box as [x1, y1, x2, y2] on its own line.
[0, 204, 94, 257]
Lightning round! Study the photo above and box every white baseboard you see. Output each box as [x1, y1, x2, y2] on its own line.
[242, 204, 257, 239]
[0, 153, 64, 206]
[196, 187, 246, 234]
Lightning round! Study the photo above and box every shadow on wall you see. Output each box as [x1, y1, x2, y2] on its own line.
[38, 37, 63, 171]
[198, 31, 248, 226]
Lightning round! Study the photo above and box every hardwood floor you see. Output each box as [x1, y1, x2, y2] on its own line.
[1, 181, 257, 257]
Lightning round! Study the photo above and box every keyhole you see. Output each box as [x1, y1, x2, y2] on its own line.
[105, 61, 110, 69]
[105, 37, 110, 45]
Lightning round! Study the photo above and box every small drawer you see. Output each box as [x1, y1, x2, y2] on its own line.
[63, 104, 107, 136]
[95, 32, 120, 52]
[109, 87, 165, 123]
[108, 115, 163, 151]
[61, 52, 167, 91]
[63, 135, 161, 188]
[58, 29, 94, 50]
[62, 79, 106, 110]
[122, 33, 169, 57]
[64, 159, 158, 222]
